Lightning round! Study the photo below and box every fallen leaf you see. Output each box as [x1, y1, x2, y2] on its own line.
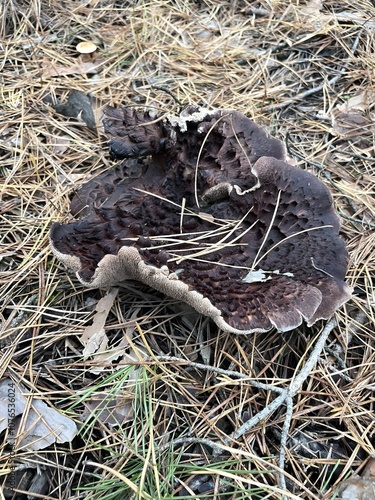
[300, 0, 323, 16]
[50, 134, 71, 155]
[331, 89, 375, 137]
[88, 337, 127, 375]
[337, 457, 375, 499]
[199, 332, 211, 365]
[81, 350, 147, 425]
[337, 90, 375, 113]
[331, 108, 375, 138]
[82, 393, 134, 426]
[2, 461, 51, 499]
[42, 59, 103, 78]
[295, 0, 333, 30]
[57, 172, 88, 186]
[0, 378, 77, 451]
[90, 95, 106, 134]
[80, 288, 118, 357]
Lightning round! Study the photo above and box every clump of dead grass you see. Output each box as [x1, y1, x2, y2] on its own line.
[1, 0, 374, 498]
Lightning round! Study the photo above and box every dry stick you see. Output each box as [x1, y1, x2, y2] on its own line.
[151, 318, 337, 493]
[262, 73, 344, 112]
[263, 28, 362, 112]
[229, 319, 337, 490]
[286, 141, 375, 231]
[284, 135, 375, 232]
[335, 149, 375, 162]
[148, 355, 286, 394]
[150, 84, 183, 108]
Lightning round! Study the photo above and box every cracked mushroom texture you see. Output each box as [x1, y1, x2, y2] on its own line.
[50, 106, 351, 334]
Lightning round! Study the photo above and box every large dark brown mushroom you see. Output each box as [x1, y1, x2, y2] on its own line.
[50, 106, 351, 334]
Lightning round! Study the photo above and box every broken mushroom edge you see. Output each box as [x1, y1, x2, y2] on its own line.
[49, 238, 352, 335]
[49, 240, 275, 334]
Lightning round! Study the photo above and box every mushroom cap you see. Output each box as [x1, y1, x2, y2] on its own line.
[50, 106, 351, 334]
[76, 41, 97, 54]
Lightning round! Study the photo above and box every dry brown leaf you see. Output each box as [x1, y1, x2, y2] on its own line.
[82, 393, 134, 426]
[57, 172, 88, 186]
[296, 0, 333, 29]
[81, 288, 118, 357]
[0, 379, 77, 451]
[81, 351, 146, 425]
[331, 90, 375, 137]
[91, 95, 106, 135]
[50, 134, 71, 155]
[337, 90, 375, 113]
[337, 457, 375, 499]
[331, 108, 375, 138]
[199, 331, 211, 365]
[89, 337, 128, 375]
[301, 0, 323, 16]
[87, 307, 140, 374]
[42, 59, 103, 78]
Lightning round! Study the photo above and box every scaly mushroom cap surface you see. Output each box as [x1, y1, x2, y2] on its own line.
[50, 106, 351, 334]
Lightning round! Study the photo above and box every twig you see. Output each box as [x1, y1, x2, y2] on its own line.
[339, 213, 375, 230]
[150, 319, 338, 493]
[334, 149, 375, 162]
[263, 73, 345, 112]
[151, 85, 183, 109]
[148, 354, 285, 394]
[264, 28, 362, 112]
[285, 134, 361, 216]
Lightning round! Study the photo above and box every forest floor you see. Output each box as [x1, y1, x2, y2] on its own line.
[0, 1, 374, 499]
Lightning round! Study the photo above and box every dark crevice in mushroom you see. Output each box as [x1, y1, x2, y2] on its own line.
[50, 106, 352, 334]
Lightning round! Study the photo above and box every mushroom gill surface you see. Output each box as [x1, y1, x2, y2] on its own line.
[50, 106, 351, 334]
